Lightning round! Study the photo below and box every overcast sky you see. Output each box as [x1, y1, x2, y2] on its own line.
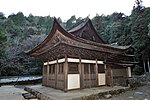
[0, 0, 150, 21]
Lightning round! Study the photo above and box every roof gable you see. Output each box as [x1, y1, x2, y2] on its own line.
[26, 17, 130, 57]
[68, 18, 105, 43]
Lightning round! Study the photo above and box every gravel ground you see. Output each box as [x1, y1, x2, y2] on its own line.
[104, 83, 150, 100]
[0, 84, 150, 100]
[0, 85, 27, 100]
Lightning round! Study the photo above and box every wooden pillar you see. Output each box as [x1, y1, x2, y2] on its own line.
[42, 65, 45, 86]
[88, 64, 91, 88]
[143, 60, 146, 72]
[104, 62, 107, 86]
[79, 57, 82, 89]
[81, 63, 84, 88]
[148, 58, 150, 72]
[110, 69, 113, 87]
[47, 62, 50, 86]
[95, 59, 98, 86]
[55, 58, 59, 88]
[64, 55, 68, 92]
[0, 66, 1, 77]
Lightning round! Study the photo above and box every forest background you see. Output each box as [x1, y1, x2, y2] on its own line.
[0, 0, 150, 76]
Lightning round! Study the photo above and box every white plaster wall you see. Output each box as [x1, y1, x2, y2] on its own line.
[68, 58, 79, 63]
[98, 74, 106, 85]
[68, 74, 80, 90]
[128, 67, 131, 77]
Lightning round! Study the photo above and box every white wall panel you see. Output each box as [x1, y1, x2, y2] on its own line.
[68, 74, 80, 90]
[98, 74, 106, 85]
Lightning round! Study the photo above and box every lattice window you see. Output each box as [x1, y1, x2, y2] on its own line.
[68, 63, 79, 74]
[84, 64, 89, 74]
[49, 64, 55, 74]
[98, 64, 105, 73]
[59, 63, 64, 74]
[90, 64, 95, 73]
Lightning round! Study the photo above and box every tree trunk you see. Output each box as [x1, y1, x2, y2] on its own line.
[0, 67, 1, 76]
[143, 60, 146, 73]
[148, 58, 150, 72]
[0, 63, 1, 76]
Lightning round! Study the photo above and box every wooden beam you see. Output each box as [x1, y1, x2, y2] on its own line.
[44, 58, 103, 65]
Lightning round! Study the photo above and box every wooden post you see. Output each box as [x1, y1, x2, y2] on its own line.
[55, 58, 59, 88]
[104, 59, 107, 86]
[143, 60, 146, 72]
[95, 59, 98, 86]
[148, 58, 150, 72]
[0, 66, 1, 77]
[110, 69, 113, 87]
[104, 62, 107, 85]
[64, 55, 68, 92]
[42, 65, 45, 86]
[79, 57, 82, 89]
[88, 64, 91, 88]
[81, 63, 84, 88]
[47, 62, 50, 86]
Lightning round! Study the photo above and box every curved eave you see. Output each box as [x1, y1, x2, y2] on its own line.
[29, 40, 129, 60]
[25, 17, 130, 56]
[25, 17, 69, 55]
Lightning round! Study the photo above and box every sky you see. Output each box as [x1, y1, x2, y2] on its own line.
[0, 0, 150, 21]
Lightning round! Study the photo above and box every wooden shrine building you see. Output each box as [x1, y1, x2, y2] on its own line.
[26, 18, 134, 91]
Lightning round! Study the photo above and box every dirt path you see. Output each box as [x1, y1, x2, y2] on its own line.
[0, 85, 27, 100]
[103, 83, 150, 100]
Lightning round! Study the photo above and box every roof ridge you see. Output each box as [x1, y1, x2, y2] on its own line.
[67, 17, 89, 31]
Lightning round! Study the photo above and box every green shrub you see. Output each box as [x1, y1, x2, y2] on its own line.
[133, 65, 144, 75]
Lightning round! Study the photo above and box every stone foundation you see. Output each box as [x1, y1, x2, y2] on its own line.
[24, 86, 129, 100]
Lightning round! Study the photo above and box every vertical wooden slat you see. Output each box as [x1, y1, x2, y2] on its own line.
[64, 55, 68, 92]
[95, 59, 98, 86]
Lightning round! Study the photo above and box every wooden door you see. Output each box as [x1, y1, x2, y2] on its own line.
[83, 64, 96, 88]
